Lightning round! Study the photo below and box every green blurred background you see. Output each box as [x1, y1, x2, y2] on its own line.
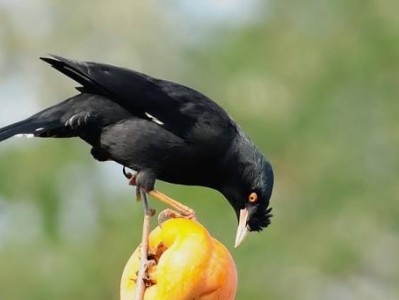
[1, 0, 398, 299]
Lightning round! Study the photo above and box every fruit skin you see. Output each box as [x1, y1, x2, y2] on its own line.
[121, 218, 238, 300]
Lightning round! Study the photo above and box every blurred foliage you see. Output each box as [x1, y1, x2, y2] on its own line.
[0, 0, 398, 299]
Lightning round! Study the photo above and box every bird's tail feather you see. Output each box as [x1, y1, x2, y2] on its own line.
[0, 117, 61, 142]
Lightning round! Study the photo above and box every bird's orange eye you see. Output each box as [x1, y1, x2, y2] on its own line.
[248, 192, 258, 203]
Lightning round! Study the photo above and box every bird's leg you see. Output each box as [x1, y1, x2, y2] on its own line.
[123, 166, 196, 220]
[134, 188, 155, 300]
[149, 190, 197, 220]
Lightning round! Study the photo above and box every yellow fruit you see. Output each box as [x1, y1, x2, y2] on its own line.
[121, 218, 237, 300]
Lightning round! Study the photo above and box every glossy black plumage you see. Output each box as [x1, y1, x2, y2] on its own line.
[0, 55, 274, 235]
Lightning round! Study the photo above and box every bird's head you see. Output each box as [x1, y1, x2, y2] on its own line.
[222, 157, 274, 247]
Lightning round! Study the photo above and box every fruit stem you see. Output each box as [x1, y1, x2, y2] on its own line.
[134, 189, 153, 300]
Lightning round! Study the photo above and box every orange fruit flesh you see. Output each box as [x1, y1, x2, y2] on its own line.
[120, 218, 237, 300]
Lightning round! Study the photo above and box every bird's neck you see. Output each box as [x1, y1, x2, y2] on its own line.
[216, 127, 259, 193]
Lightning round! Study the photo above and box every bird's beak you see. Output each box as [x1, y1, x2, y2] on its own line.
[234, 208, 249, 248]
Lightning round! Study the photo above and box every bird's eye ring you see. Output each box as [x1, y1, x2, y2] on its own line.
[248, 192, 258, 203]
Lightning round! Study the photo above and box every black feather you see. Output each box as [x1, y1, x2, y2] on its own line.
[0, 55, 275, 239]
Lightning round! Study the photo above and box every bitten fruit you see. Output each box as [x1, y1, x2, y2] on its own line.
[120, 218, 237, 300]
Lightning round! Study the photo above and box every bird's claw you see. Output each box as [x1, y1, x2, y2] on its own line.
[122, 166, 132, 179]
[157, 209, 179, 224]
[158, 208, 197, 225]
[123, 166, 137, 186]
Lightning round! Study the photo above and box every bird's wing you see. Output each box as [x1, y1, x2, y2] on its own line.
[40, 55, 237, 145]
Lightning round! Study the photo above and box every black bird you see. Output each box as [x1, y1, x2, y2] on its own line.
[0, 55, 274, 246]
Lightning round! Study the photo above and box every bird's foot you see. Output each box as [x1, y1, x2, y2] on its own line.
[158, 208, 197, 225]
